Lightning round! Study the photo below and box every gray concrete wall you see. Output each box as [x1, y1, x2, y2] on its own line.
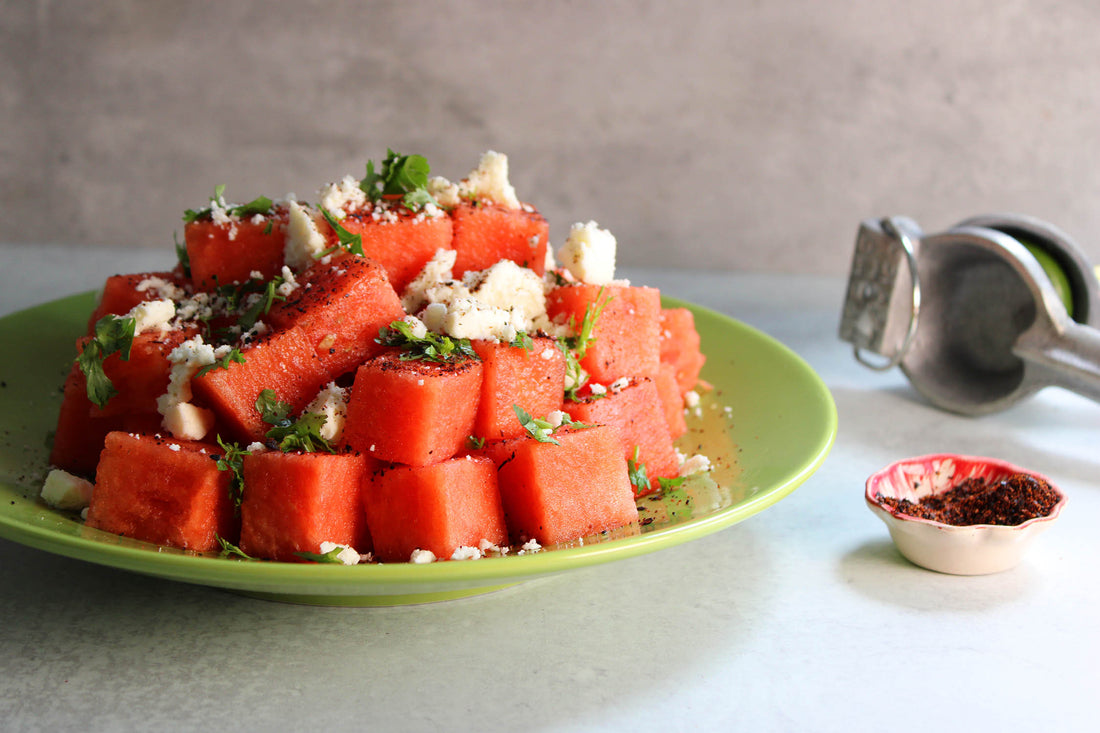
[3, 0, 1100, 274]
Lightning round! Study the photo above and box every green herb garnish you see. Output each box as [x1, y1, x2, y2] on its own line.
[466, 435, 486, 450]
[512, 405, 592, 446]
[255, 388, 335, 454]
[183, 184, 274, 224]
[174, 231, 191, 278]
[216, 534, 254, 560]
[212, 435, 250, 509]
[76, 314, 136, 408]
[376, 320, 479, 363]
[294, 546, 350, 564]
[196, 348, 246, 377]
[627, 446, 650, 496]
[214, 274, 287, 334]
[318, 207, 365, 258]
[558, 287, 611, 401]
[359, 150, 438, 211]
[509, 330, 534, 351]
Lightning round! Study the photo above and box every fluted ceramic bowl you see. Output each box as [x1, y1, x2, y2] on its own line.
[865, 454, 1066, 575]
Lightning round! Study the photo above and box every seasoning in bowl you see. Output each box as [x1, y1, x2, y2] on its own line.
[876, 473, 1062, 527]
[865, 454, 1066, 575]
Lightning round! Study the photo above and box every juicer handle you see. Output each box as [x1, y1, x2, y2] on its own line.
[1014, 320, 1100, 403]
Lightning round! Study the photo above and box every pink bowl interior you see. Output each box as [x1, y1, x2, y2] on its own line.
[865, 453, 1066, 528]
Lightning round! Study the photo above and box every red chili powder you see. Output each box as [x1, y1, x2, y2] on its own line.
[878, 473, 1060, 526]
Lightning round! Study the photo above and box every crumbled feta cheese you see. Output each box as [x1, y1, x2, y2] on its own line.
[275, 266, 300, 298]
[318, 175, 368, 217]
[450, 546, 483, 561]
[478, 538, 505, 555]
[558, 221, 617, 285]
[609, 377, 631, 393]
[157, 336, 224, 439]
[161, 401, 216, 441]
[678, 453, 713, 477]
[545, 410, 565, 428]
[40, 469, 94, 511]
[433, 296, 526, 343]
[459, 150, 521, 209]
[517, 538, 542, 554]
[589, 383, 607, 395]
[540, 347, 557, 360]
[402, 249, 458, 312]
[136, 276, 185, 302]
[247, 442, 267, 452]
[303, 382, 349, 442]
[410, 548, 437, 564]
[284, 200, 329, 270]
[684, 390, 701, 408]
[427, 176, 461, 208]
[401, 314, 428, 339]
[319, 541, 361, 565]
[463, 259, 546, 323]
[128, 298, 176, 335]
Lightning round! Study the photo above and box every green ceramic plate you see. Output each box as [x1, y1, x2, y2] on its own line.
[0, 292, 836, 606]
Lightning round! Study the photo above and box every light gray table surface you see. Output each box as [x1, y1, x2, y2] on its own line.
[1, 244, 1097, 732]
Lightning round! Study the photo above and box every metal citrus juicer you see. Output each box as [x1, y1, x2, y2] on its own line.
[839, 213, 1100, 414]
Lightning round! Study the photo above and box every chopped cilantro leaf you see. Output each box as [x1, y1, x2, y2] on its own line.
[513, 405, 592, 446]
[216, 534, 253, 560]
[183, 184, 274, 224]
[76, 315, 136, 408]
[559, 287, 611, 402]
[359, 150, 439, 211]
[466, 435, 486, 450]
[174, 231, 191, 278]
[509, 330, 535, 351]
[255, 388, 335, 454]
[213, 435, 250, 509]
[294, 546, 349, 564]
[318, 207, 365, 257]
[376, 320, 479, 363]
[627, 446, 650, 496]
[657, 475, 686, 491]
[196, 348, 246, 377]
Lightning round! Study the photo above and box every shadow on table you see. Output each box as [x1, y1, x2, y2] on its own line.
[0, 516, 779, 730]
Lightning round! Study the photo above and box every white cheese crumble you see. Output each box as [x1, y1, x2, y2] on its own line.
[247, 442, 267, 452]
[410, 548, 437, 564]
[40, 469, 94, 511]
[127, 298, 176, 335]
[284, 200, 329, 270]
[156, 336, 227, 440]
[402, 249, 459, 313]
[458, 150, 521, 209]
[427, 176, 461, 208]
[517, 538, 542, 554]
[678, 452, 713, 477]
[450, 545, 483, 561]
[161, 402, 215, 441]
[401, 314, 428, 339]
[303, 382, 349, 443]
[136, 276, 185, 302]
[319, 541, 361, 565]
[609, 377, 631, 393]
[545, 409, 565, 428]
[275, 266, 300, 298]
[558, 221, 617, 285]
[318, 175, 368, 217]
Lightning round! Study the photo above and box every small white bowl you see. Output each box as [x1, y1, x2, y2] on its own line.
[865, 453, 1066, 575]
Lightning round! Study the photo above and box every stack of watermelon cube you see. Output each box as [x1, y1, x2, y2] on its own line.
[46, 151, 706, 563]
